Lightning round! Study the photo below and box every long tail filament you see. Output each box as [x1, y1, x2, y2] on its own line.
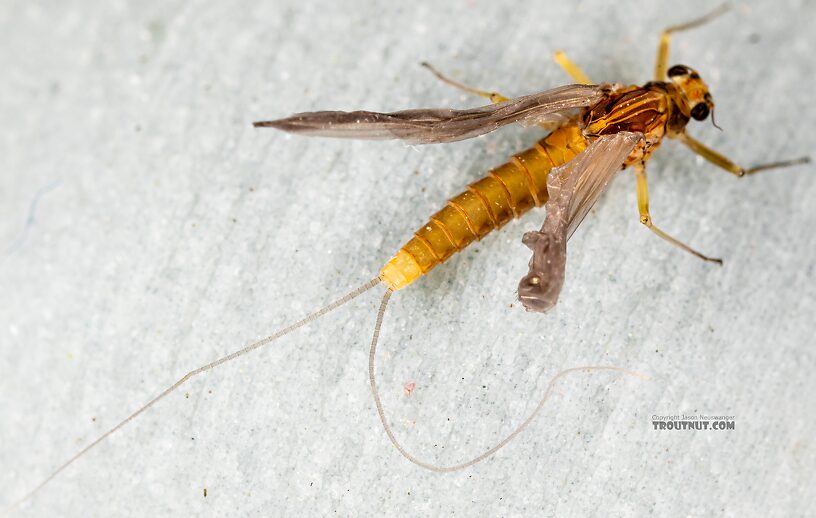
[10, 277, 645, 514]
[6, 277, 381, 514]
[368, 288, 646, 472]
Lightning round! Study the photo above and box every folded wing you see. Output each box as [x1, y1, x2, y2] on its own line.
[518, 131, 643, 313]
[254, 84, 609, 144]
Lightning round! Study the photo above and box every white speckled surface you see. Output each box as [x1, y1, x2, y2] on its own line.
[1, 1, 814, 516]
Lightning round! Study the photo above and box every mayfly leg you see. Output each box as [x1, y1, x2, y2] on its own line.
[552, 51, 592, 85]
[420, 62, 509, 103]
[676, 132, 811, 177]
[654, 4, 731, 80]
[634, 162, 723, 264]
[425, 50, 594, 97]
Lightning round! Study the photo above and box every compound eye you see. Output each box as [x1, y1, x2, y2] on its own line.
[691, 103, 710, 121]
[667, 64, 691, 78]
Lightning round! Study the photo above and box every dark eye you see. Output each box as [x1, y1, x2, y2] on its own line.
[691, 103, 710, 121]
[668, 65, 691, 77]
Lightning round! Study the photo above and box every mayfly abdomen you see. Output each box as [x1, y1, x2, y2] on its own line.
[379, 124, 588, 291]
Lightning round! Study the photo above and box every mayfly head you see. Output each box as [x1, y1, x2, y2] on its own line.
[667, 64, 715, 123]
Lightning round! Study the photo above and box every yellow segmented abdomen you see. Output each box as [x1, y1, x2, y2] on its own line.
[379, 124, 589, 291]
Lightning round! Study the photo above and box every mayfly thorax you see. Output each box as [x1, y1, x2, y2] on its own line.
[7, 5, 810, 513]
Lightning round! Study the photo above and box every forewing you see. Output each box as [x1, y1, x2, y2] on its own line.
[253, 84, 608, 145]
[518, 131, 642, 313]
[552, 131, 643, 238]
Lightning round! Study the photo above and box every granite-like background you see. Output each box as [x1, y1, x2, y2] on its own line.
[1, 1, 814, 516]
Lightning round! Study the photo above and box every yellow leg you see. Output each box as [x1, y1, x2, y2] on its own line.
[635, 163, 723, 264]
[420, 62, 508, 103]
[552, 50, 591, 85]
[654, 4, 730, 80]
[677, 132, 811, 177]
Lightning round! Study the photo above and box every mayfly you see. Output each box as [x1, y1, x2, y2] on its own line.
[7, 5, 810, 512]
